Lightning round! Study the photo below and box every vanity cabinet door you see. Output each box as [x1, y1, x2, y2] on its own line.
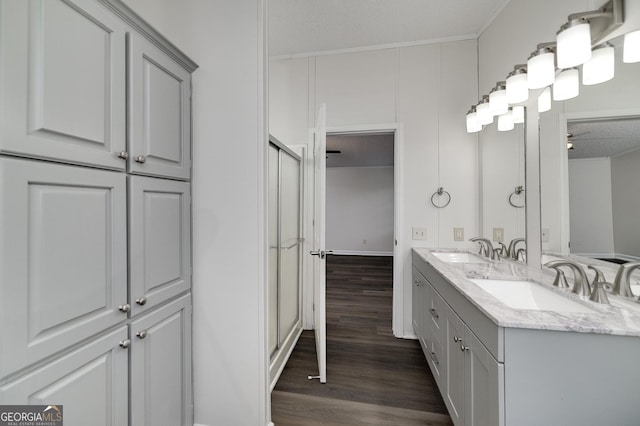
[0, 158, 128, 379]
[445, 306, 467, 425]
[0, 0, 127, 169]
[412, 268, 426, 345]
[128, 31, 191, 180]
[465, 330, 504, 426]
[0, 326, 129, 426]
[128, 176, 191, 317]
[130, 294, 192, 426]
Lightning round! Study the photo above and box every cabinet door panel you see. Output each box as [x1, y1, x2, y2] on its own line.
[129, 176, 191, 316]
[0, 326, 129, 426]
[130, 294, 192, 426]
[128, 32, 191, 179]
[445, 307, 466, 425]
[466, 330, 504, 426]
[429, 286, 445, 346]
[0, 0, 126, 169]
[0, 158, 127, 379]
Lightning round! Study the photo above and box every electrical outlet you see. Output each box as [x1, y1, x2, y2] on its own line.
[412, 227, 427, 240]
[453, 227, 464, 241]
[542, 228, 550, 242]
[493, 227, 504, 243]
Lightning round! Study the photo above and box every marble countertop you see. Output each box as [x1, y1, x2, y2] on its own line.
[413, 247, 640, 337]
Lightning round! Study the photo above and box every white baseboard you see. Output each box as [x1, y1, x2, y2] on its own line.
[330, 250, 393, 256]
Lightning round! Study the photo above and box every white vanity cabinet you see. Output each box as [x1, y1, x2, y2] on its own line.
[127, 32, 192, 180]
[130, 294, 192, 426]
[0, 0, 128, 170]
[128, 176, 191, 317]
[0, 326, 129, 426]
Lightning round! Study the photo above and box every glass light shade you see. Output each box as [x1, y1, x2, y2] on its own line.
[553, 68, 579, 101]
[527, 51, 556, 89]
[538, 87, 551, 113]
[623, 30, 640, 63]
[512, 105, 525, 124]
[557, 20, 592, 68]
[466, 111, 481, 133]
[582, 44, 614, 85]
[506, 72, 529, 103]
[489, 87, 508, 115]
[498, 110, 514, 132]
[476, 101, 493, 125]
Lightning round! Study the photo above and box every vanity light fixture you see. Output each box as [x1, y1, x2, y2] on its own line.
[553, 68, 579, 101]
[497, 108, 514, 132]
[466, 105, 482, 133]
[623, 30, 640, 63]
[582, 43, 615, 85]
[512, 105, 525, 124]
[489, 82, 508, 115]
[538, 87, 551, 112]
[527, 45, 556, 89]
[506, 65, 529, 103]
[476, 95, 494, 126]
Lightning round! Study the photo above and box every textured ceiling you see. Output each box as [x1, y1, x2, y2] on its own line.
[567, 117, 640, 159]
[268, 0, 509, 56]
[326, 133, 394, 168]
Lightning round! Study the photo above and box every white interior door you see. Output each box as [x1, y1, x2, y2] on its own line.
[311, 104, 327, 383]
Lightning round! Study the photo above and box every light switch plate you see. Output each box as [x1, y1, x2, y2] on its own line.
[453, 227, 464, 241]
[493, 227, 504, 243]
[412, 227, 427, 240]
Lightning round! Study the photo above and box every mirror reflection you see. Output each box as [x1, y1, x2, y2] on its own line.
[481, 119, 526, 260]
[540, 34, 640, 264]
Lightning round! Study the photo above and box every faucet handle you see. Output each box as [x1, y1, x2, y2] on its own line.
[587, 265, 607, 287]
[552, 269, 570, 288]
[590, 281, 611, 304]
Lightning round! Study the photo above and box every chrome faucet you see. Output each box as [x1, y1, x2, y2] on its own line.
[507, 238, 526, 259]
[544, 260, 591, 297]
[469, 237, 495, 259]
[611, 261, 640, 298]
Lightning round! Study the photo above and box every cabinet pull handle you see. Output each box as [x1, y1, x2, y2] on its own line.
[430, 351, 440, 365]
[135, 297, 147, 306]
[119, 339, 131, 349]
[136, 330, 147, 339]
[429, 308, 439, 318]
[460, 343, 469, 352]
[118, 304, 131, 313]
[117, 151, 129, 160]
[135, 155, 146, 164]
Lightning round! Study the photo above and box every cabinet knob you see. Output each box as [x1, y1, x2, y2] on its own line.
[453, 336, 461, 343]
[429, 308, 439, 318]
[430, 351, 440, 365]
[117, 151, 129, 160]
[460, 343, 469, 352]
[118, 304, 131, 313]
[135, 297, 147, 306]
[136, 330, 147, 339]
[119, 339, 131, 349]
[135, 155, 146, 164]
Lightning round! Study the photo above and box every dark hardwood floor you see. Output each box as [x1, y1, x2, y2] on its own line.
[271, 255, 452, 426]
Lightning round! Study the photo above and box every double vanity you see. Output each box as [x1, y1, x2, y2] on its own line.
[412, 248, 640, 426]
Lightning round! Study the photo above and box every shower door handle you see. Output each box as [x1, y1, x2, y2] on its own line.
[310, 250, 333, 259]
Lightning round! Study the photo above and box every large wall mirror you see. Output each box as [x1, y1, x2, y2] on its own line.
[481, 121, 526, 257]
[540, 34, 640, 264]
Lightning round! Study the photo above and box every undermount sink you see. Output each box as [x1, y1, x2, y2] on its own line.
[469, 279, 596, 313]
[432, 252, 487, 263]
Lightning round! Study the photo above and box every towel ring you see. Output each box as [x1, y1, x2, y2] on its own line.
[509, 185, 525, 208]
[431, 187, 451, 208]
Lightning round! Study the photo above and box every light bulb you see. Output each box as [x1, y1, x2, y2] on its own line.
[528, 48, 556, 89]
[498, 110, 514, 132]
[623, 30, 640, 63]
[506, 68, 529, 103]
[512, 105, 525, 124]
[557, 19, 592, 68]
[489, 83, 508, 116]
[476, 97, 493, 125]
[553, 68, 579, 101]
[582, 43, 614, 85]
[538, 87, 551, 113]
[466, 108, 481, 133]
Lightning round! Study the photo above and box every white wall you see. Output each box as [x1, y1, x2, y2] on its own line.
[611, 149, 640, 259]
[326, 166, 394, 254]
[568, 158, 615, 256]
[269, 39, 479, 337]
[120, 1, 269, 425]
